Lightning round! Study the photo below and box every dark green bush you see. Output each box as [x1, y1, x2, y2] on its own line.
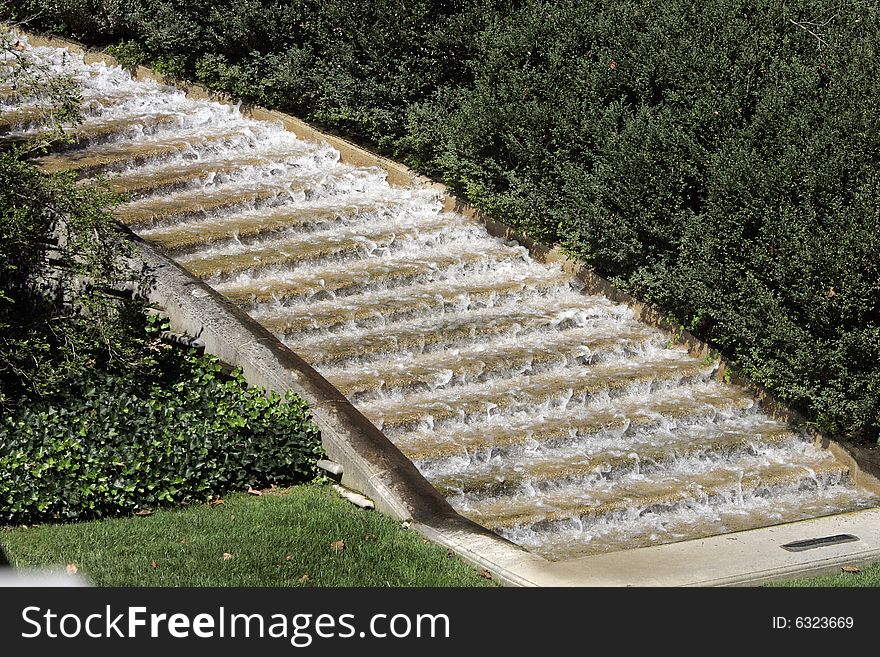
[0, 153, 142, 408]
[431, 1, 880, 439]
[5, 0, 880, 441]
[0, 327, 323, 524]
[0, 156, 324, 523]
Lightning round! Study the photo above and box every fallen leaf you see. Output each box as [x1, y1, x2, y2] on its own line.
[329, 540, 345, 553]
[446, 548, 456, 558]
[150, 560, 159, 570]
[285, 555, 293, 561]
[827, 287, 837, 298]
[247, 487, 262, 496]
[134, 509, 153, 516]
[207, 498, 224, 507]
[66, 563, 78, 575]
[841, 565, 861, 574]
[179, 537, 187, 545]
[298, 574, 310, 584]
[478, 569, 493, 580]
[222, 552, 232, 561]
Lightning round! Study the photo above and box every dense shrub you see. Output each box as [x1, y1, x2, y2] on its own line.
[0, 151, 145, 408]
[0, 335, 323, 524]
[4, 0, 880, 440]
[432, 1, 880, 439]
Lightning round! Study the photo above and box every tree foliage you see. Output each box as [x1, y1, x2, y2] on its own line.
[0, 32, 139, 407]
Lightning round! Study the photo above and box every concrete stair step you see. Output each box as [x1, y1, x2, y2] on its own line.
[0, 104, 57, 134]
[393, 382, 758, 462]
[52, 112, 182, 149]
[298, 297, 609, 367]
[329, 324, 659, 400]
[4, 111, 182, 151]
[143, 201, 385, 255]
[430, 419, 796, 496]
[362, 352, 710, 433]
[215, 246, 527, 307]
[116, 186, 281, 229]
[256, 271, 576, 337]
[179, 214, 454, 280]
[465, 459, 851, 532]
[98, 149, 311, 197]
[0, 92, 134, 135]
[34, 129, 249, 176]
[113, 170, 334, 229]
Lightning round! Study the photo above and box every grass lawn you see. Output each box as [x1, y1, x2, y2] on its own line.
[767, 563, 880, 588]
[0, 484, 497, 587]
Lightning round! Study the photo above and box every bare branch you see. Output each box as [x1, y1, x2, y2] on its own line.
[789, 19, 829, 48]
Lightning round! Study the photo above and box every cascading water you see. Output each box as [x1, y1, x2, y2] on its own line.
[6, 41, 877, 561]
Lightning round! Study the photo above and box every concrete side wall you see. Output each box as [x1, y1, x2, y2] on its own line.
[128, 236, 448, 522]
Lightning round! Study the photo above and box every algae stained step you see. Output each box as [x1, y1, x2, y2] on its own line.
[13, 40, 878, 561]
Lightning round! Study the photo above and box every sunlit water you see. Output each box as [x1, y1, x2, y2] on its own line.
[8, 40, 877, 560]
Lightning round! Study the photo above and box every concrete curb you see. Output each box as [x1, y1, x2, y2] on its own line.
[11, 27, 880, 586]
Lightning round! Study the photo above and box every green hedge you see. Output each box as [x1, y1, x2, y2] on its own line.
[6, 0, 880, 441]
[431, 1, 880, 440]
[0, 344, 323, 524]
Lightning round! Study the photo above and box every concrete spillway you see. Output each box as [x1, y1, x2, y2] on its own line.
[5, 42, 878, 562]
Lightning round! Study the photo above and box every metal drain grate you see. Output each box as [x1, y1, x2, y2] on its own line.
[781, 534, 860, 552]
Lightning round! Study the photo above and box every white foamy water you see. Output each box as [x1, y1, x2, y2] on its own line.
[9, 39, 877, 560]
